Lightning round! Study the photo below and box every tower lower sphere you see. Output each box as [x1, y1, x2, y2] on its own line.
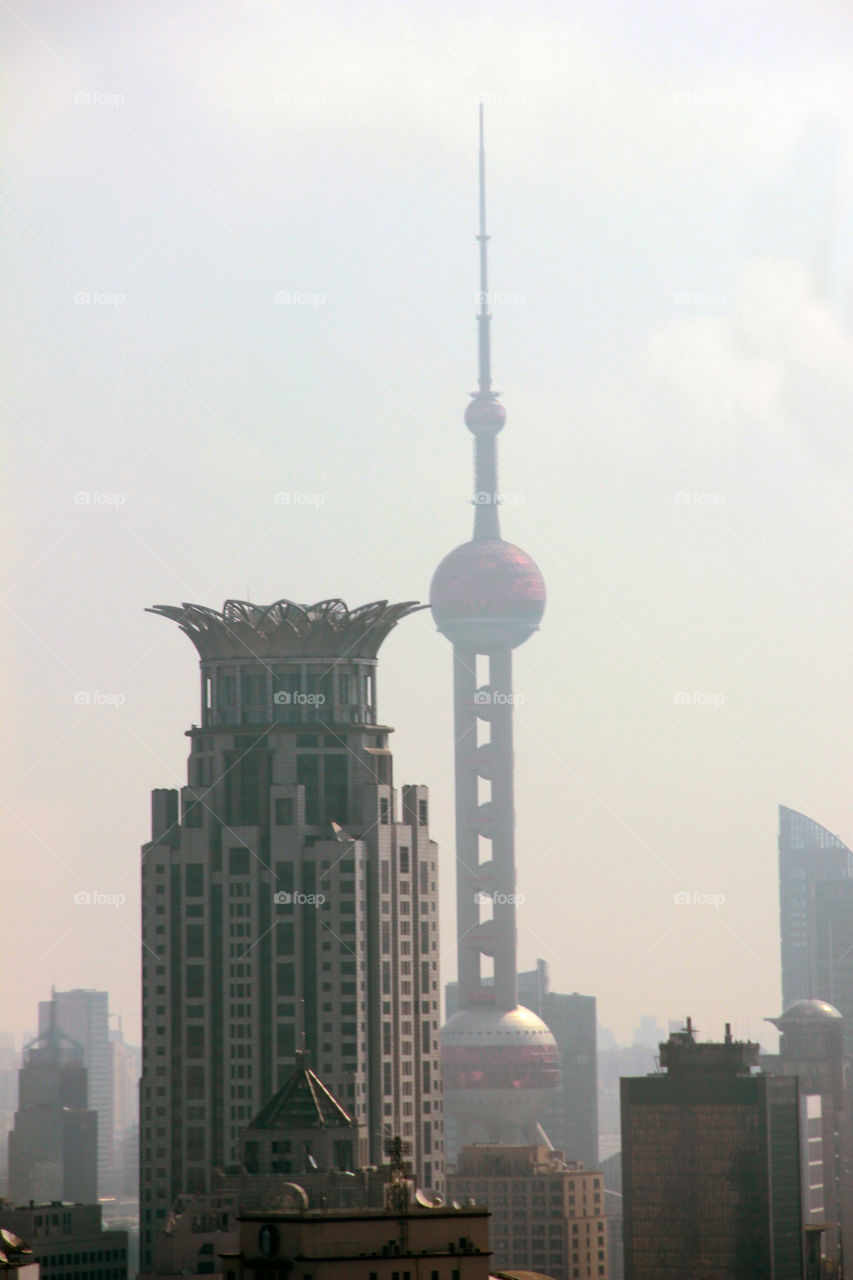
[442, 1005, 561, 1145]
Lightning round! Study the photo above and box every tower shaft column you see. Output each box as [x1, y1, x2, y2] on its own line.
[473, 435, 500, 539]
[489, 644, 517, 1011]
[453, 645, 481, 1004]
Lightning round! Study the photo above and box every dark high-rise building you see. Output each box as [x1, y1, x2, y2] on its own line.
[7, 1007, 97, 1204]
[39, 989, 113, 1191]
[431, 107, 560, 1150]
[139, 599, 444, 1267]
[621, 1020, 804, 1280]
[779, 804, 853, 1011]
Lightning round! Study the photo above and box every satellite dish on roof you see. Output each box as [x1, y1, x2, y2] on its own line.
[415, 1188, 445, 1208]
[275, 1182, 309, 1211]
[0, 1232, 27, 1251]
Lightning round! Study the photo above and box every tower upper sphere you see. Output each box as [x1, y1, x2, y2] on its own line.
[465, 393, 506, 435]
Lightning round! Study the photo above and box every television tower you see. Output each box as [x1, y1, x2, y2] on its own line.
[430, 108, 560, 1147]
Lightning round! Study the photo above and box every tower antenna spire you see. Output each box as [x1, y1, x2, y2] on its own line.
[477, 102, 492, 395]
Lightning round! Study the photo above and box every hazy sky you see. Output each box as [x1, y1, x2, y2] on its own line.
[4, 0, 853, 1050]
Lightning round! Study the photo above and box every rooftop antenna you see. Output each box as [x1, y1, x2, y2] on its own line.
[476, 102, 492, 397]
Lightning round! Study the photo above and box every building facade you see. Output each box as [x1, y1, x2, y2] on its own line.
[139, 599, 444, 1267]
[110, 1020, 141, 1195]
[541, 992, 598, 1174]
[621, 1020, 803, 1280]
[808, 880, 853, 1061]
[779, 805, 853, 1012]
[38, 992, 112, 1191]
[448, 1144, 607, 1280]
[0, 1203, 127, 1280]
[222, 1206, 491, 1280]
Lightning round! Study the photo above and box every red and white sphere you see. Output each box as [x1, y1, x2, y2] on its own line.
[430, 538, 545, 652]
[441, 1004, 561, 1140]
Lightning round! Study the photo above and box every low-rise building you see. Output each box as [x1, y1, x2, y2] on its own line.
[448, 1145, 606, 1280]
[0, 1203, 127, 1280]
[221, 1205, 491, 1280]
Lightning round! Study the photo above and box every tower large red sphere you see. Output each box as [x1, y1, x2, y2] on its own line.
[430, 538, 545, 652]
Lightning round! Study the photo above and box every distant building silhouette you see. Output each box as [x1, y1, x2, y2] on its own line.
[7, 1006, 97, 1204]
[621, 1019, 804, 1280]
[39, 990, 112, 1193]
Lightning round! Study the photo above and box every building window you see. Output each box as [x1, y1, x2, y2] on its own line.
[229, 846, 250, 876]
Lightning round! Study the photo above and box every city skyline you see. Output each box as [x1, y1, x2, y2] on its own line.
[5, 0, 853, 1049]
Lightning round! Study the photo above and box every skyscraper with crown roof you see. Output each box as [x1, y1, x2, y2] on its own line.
[138, 599, 444, 1267]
